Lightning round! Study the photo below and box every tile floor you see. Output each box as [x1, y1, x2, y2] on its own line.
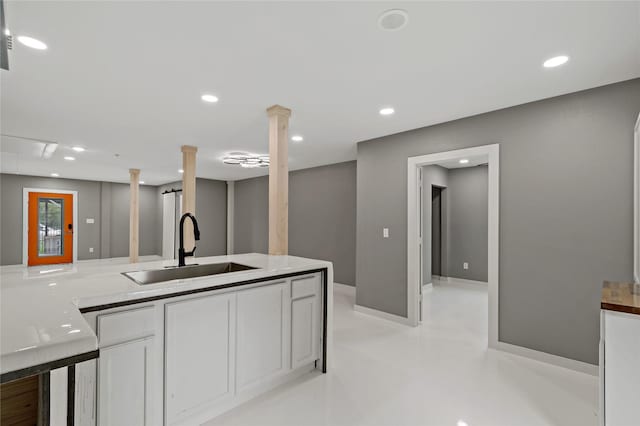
[204, 281, 598, 426]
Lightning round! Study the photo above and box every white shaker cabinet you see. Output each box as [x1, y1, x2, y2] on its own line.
[96, 306, 158, 426]
[98, 337, 155, 426]
[236, 282, 289, 394]
[291, 275, 322, 370]
[165, 293, 236, 426]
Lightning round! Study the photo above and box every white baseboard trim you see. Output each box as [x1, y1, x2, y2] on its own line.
[441, 277, 488, 286]
[494, 341, 598, 376]
[333, 282, 355, 295]
[422, 283, 433, 290]
[354, 304, 414, 326]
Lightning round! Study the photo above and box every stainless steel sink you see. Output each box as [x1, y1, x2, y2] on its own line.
[122, 262, 257, 285]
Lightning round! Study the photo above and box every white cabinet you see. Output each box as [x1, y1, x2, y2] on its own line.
[165, 293, 236, 425]
[83, 271, 325, 426]
[236, 282, 289, 394]
[601, 309, 640, 426]
[96, 306, 158, 426]
[291, 275, 322, 370]
[98, 337, 155, 426]
[291, 296, 320, 369]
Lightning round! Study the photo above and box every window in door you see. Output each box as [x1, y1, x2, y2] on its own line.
[28, 192, 74, 265]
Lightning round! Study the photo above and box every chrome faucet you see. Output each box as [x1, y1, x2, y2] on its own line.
[178, 213, 200, 267]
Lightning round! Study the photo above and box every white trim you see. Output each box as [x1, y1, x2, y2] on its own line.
[23, 188, 78, 266]
[407, 144, 500, 349]
[354, 304, 415, 326]
[226, 181, 235, 255]
[493, 342, 598, 376]
[634, 113, 640, 283]
[443, 277, 488, 286]
[333, 282, 355, 296]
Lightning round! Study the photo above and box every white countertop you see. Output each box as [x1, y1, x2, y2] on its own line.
[0, 253, 332, 376]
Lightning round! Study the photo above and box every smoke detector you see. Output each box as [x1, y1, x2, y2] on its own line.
[378, 9, 409, 31]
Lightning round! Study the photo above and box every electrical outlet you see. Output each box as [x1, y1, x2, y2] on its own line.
[86, 218, 95, 224]
[383, 228, 389, 238]
[89, 247, 94, 253]
[463, 262, 469, 270]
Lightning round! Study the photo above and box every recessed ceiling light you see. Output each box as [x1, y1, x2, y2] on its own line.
[201, 94, 219, 103]
[72, 146, 85, 152]
[178, 169, 184, 173]
[51, 173, 60, 177]
[64, 156, 75, 161]
[378, 9, 409, 31]
[459, 159, 469, 164]
[291, 135, 304, 142]
[379, 107, 395, 116]
[543, 55, 569, 68]
[17, 35, 48, 50]
[4, 28, 10, 36]
[139, 181, 145, 184]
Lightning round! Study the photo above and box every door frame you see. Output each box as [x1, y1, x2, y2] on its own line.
[23, 188, 79, 265]
[634, 112, 640, 283]
[407, 144, 499, 348]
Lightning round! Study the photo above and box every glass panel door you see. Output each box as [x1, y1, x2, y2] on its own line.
[28, 191, 74, 266]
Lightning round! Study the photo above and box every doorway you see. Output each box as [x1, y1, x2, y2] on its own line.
[407, 144, 499, 347]
[431, 186, 444, 278]
[25, 191, 75, 266]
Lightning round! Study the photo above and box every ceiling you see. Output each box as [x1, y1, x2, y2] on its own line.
[1, 1, 639, 185]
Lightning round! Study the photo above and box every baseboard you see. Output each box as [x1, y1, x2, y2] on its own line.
[333, 282, 355, 295]
[445, 277, 488, 286]
[354, 304, 414, 326]
[422, 283, 433, 290]
[494, 341, 598, 376]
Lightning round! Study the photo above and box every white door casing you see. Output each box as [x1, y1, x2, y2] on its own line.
[407, 144, 500, 348]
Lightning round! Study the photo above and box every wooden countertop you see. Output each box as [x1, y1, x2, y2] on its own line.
[601, 281, 640, 315]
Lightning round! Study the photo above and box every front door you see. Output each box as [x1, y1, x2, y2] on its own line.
[27, 192, 74, 266]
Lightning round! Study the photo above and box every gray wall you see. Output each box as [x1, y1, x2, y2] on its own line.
[0, 174, 159, 264]
[234, 161, 357, 286]
[356, 78, 640, 364]
[421, 165, 448, 283]
[155, 178, 227, 258]
[447, 166, 488, 281]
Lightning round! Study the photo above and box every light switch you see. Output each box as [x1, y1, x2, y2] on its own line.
[89, 247, 94, 253]
[463, 262, 469, 270]
[86, 218, 95, 224]
[383, 228, 389, 238]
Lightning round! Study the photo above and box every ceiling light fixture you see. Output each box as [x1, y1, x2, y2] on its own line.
[72, 146, 85, 152]
[178, 169, 184, 173]
[291, 135, 304, 142]
[543, 55, 569, 68]
[139, 181, 145, 184]
[201, 94, 219, 103]
[17, 35, 47, 50]
[459, 159, 469, 164]
[51, 173, 59, 177]
[379, 107, 395, 116]
[64, 156, 75, 161]
[223, 152, 270, 168]
[378, 9, 409, 31]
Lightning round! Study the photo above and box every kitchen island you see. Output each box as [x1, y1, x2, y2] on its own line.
[0, 253, 333, 425]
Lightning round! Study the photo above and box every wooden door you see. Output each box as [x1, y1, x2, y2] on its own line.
[28, 192, 73, 265]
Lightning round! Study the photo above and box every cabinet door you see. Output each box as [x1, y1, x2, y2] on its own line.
[236, 282, 289, 393]
[165, 293, 236, 425]
[98, 337, 154, 426]
[291, 295, 320, 369]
